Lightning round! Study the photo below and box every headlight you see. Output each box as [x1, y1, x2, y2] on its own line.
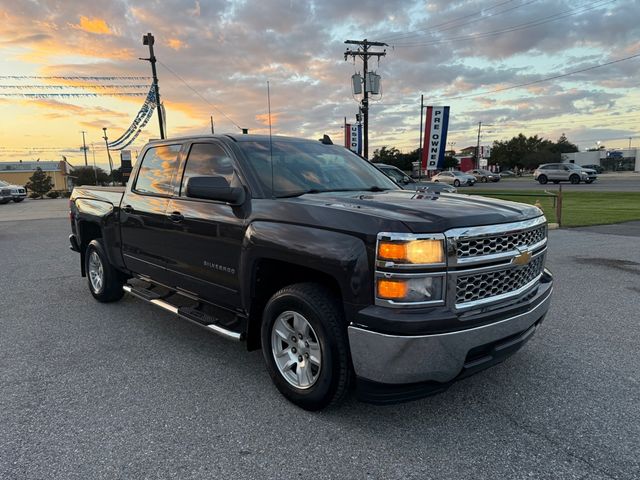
[377, 238, 445, 265]
[377, 275, 444, 303]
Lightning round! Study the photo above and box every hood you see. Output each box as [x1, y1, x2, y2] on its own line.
[581, 168, 597, 174]
[286, 190, 542, 233]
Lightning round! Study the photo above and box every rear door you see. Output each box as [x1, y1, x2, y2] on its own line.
[161, 141, 247, 308]
[119, 143, 183, 283]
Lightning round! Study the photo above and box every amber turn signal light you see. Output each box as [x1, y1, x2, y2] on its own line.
[377, 279, 408, 300]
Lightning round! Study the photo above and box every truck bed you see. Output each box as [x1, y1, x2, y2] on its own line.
[71, 186, 125, 206]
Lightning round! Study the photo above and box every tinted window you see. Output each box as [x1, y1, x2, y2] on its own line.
[135, 145, 181, 195]
[236, 140, 396, 197]
[381, 167, 406, 183]
[181, 143, 238, 194]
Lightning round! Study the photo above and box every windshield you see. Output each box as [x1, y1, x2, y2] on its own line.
[380, 166, 408, 183]
[237, 140, 397, 197]
[0, 180, 9, 187]
[451, 171, 466, 176]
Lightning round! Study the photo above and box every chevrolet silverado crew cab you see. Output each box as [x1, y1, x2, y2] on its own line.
[69, 134, 553, 410]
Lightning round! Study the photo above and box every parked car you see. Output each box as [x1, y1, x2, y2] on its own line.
[465, 169, 500, 183]
[534, 163, 597, 185]
[431, 170, 476, 187]
[69, 134, 552, 410]
[499, 170, 517, 177]
[582, 164, 605, 174]
[376, 164, 457, 193]
[0, 180, 27, 202]
[0, 185, 12, 204]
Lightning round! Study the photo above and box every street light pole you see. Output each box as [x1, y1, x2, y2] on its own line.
[102, 128, 114, 182]
[141, 32, 165, 139]
[80, 131, 88, 166]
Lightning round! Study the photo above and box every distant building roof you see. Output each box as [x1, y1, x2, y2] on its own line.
[0, 161, 65, 172]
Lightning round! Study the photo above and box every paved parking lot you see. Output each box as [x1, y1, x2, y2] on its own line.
[1, 215, 639, 479]
[465, 174, 640, 192]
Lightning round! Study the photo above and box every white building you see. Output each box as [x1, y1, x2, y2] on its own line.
[561, 148, 638, 171]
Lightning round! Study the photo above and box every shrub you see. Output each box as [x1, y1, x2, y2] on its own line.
[46, 191, 60, 199]
[29, 192, 41, 199]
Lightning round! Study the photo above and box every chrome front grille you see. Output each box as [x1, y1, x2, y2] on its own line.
[455, 255, 545, 305]
[456, 224, 546, 258]
[446, 216, 548, 309]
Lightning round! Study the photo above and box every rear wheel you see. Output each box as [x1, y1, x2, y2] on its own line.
[453, 179, 461, 187]
[261, 283, 352, 411]
[570, 174, 580, 184]
[537, 175, 548, 185]
[85, 239, 125, 302]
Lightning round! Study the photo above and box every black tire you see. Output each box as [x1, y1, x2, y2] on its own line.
[453, 179, 461, 187]
[85, 239, 125, 302]
[13, 198, 25, 203]
[261, 283, 352, 411]
[481, 176, 488, 183]
[570, 174, 580, 184]
[537, 175, 548, 185]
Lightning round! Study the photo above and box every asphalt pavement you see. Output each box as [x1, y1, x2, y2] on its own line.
[464, 174, 640, 192]
[1, 217, 639, 479]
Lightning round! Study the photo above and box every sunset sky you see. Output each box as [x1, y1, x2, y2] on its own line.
[1, 0, 639, 168]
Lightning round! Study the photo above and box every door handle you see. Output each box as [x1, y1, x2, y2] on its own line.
[168, 211, 184, 223]
[122, 204, 134, 214]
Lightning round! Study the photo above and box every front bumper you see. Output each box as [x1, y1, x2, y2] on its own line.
[348, 279, 552, 403]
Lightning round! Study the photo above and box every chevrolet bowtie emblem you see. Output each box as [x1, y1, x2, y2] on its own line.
[512, 248, 532, 266]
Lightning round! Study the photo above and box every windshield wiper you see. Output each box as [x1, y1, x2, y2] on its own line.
[276, 186, 390, 198]
[276, 189, 323, 198]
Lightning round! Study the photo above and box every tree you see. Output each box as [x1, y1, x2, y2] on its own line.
[490, 133, 579, 169]
[71, 166, 110, 186]
[443, 155, 458, 169]
[371, 146, 418, 171]
[110, 167, 123, 185]
[25, 167, 53, 198]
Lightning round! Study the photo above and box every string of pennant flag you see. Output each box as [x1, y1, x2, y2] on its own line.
[0, 76, 151, 80]
[0, 92, 148, 98]
[0, 84, 151, 89]
[107, 87, 157, 150]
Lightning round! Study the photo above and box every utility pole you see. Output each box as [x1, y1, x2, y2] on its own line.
[418, 94, 424, 180]
[141, 32, 165, 139]
[80, 131, 88, 166]
[102, 127, 114, 181]
[475, 122, 482, 170]
[91, 143, 98, 185]
[344, 39, 387, 159]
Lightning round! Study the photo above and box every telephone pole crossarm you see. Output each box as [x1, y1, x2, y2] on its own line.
[343, 39, 388, 159]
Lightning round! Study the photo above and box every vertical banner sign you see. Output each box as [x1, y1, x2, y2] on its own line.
[344, 124, 362, 155]
[421, 106, 450, 170]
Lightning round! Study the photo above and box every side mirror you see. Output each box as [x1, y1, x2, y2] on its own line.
[186, 176, 246, 205]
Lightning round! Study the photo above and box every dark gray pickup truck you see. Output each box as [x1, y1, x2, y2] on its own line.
[69, 134, 553, 410]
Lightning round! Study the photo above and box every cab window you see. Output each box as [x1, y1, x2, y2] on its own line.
[134, 145, 182, 195]
[180, 143, 239, 195]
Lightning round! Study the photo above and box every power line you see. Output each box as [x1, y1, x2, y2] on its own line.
[157, 59, 243, 131]
[384, 0, 538, 43]
[0, 76, 151, 80]
[380, 0, 517, 43]
[431, 51, 640, 101]
[392, 0, 616, 47]
[0, 84, 150, 89]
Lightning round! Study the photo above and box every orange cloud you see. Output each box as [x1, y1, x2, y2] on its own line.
[255, 112, 281, 126]
[167, 38, 185, 50]
[74, 16, 113, 35]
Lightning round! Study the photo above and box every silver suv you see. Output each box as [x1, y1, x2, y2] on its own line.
[534, 163, 597, 185]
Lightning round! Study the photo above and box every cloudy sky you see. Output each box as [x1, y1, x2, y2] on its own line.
[0, 0, 639, 167]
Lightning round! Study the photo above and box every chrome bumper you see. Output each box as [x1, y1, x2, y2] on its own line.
[348, 288, 552, 385]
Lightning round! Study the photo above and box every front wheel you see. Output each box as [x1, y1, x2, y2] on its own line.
[85, 239, 125, 302]
[570, 174, 580, 184]
[261, 283, 352, 411]
[481, 177, 488, 183]
[453, 179, 461, 187]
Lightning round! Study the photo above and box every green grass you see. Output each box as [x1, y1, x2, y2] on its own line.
[466, 190, 640, 227]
